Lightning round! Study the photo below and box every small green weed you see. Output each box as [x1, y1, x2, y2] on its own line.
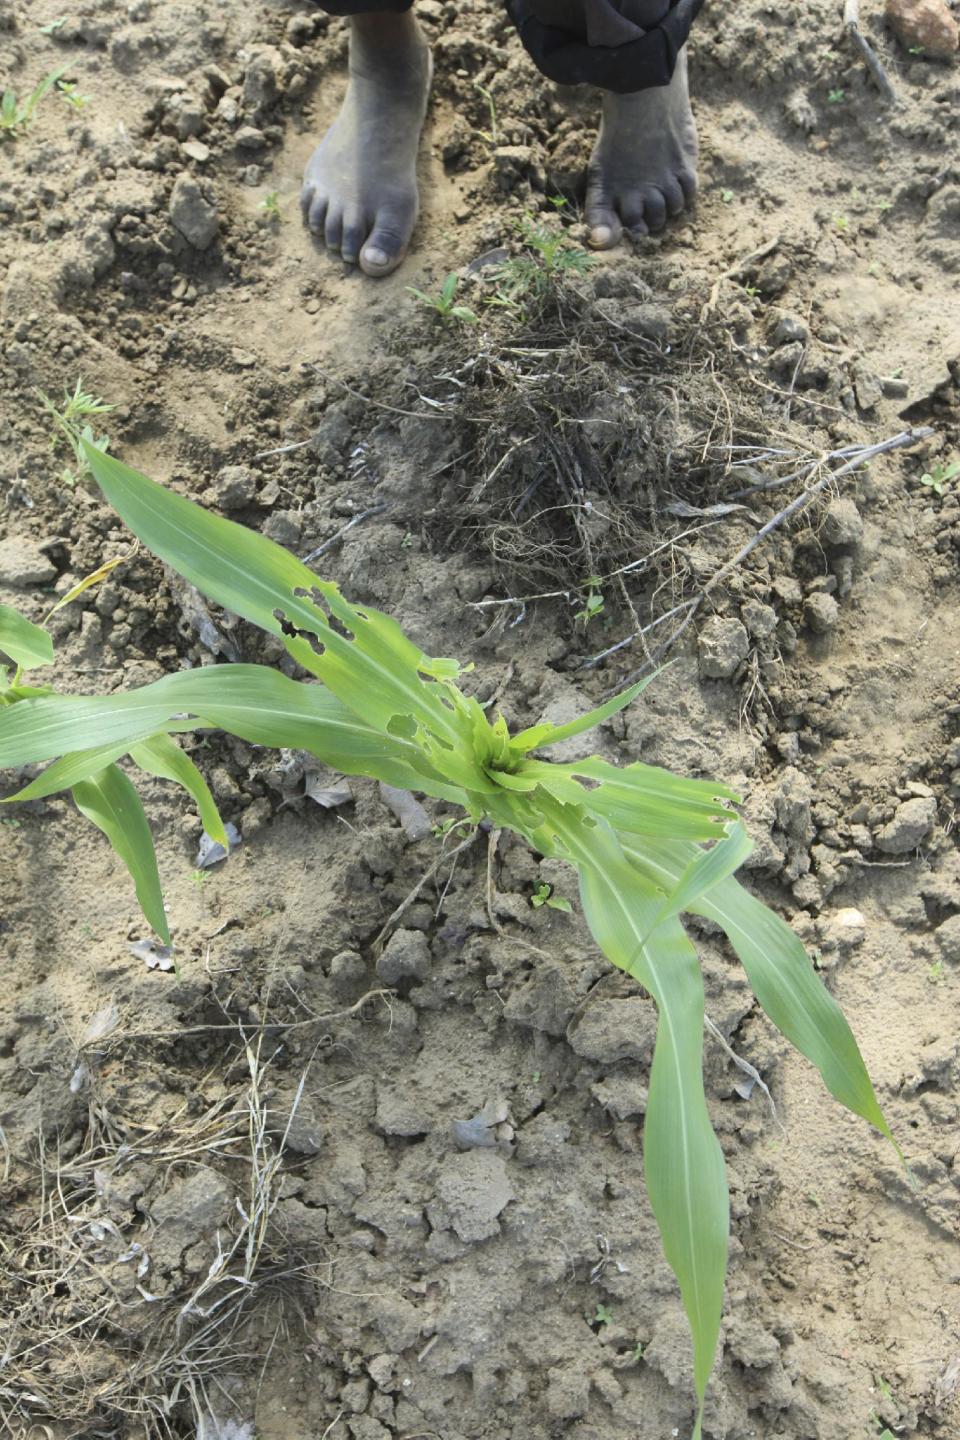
[828, 88, 845, 103]
[721, 188, 734, 204]
[407, 272, 478, 326]
[920, 459, 960, 496]
[575, 578, 605, 625]
[488, 215, 593, 315]
[531, 882, 572, 913]
[41, 378, 113, 487]
[39, 18, 67, 34]
[473, 80, 499, 147]
[833, 213, 850, 232]
[259, 190, 284, 223]
[0, 66, 68, 138]
[593, 1304, 614, 1326]
[57, 78, 89, 110]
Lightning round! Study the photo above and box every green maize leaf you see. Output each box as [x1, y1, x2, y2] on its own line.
[508, 673, 656, 757]
[3, 736, 167, 801]
[517, 755, 737, 841]
[0, 603, 54, 671]
[0, 664, 468, 806]
[620, 835, 893, 1142]
[80, 442, 491, 790]
[129, 733, 228, 850]
[72, 763, 170, 946]
[644, 821, 753, 937]
[541, 798, 727, 1438]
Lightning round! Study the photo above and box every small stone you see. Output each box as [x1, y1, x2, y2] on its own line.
[697, 616, 749, 679]
[181, 138, 210, 162]
[771, 313, 809, 345]
[169, 173, 219, 249]
[757, 252, 793, 297]
[769, 340, 805, 377]
[376, 928, 430, 986]
[934, 914, 960, 963]
[235, 125, 267, 150]
[366, 1354, 398, 1390]
[568, 997, 657, 1065]
[823, 907, 866, 951]
[804, 593, 839, 634]
[329, 949, 367, 997]
[885, 0, 959, 60]
[741, 599, 778, 638]
[772, 575, 803, 606]
[285, 13, 316, 45]
[852, 363, 884, 412]
[875, 795, 937, 853]
[0, 536, 56, 587]
[261, 510, 302, 547]
[822, 497, 863, 547]
[231, 347, 256, 368]
[212, 464, 256, 511]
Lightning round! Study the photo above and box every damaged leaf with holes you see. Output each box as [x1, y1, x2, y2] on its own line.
[0, 432, 897, 1440]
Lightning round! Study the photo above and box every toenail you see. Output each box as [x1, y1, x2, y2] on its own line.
[364, 247, 389, 268]
[589, 226, 612, 248]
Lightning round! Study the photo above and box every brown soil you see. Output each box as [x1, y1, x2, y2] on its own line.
[1, 2, 959, 1438]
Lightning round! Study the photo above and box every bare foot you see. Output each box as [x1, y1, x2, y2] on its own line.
[300, 12, 430, 277]
[585, 50, 698, 248]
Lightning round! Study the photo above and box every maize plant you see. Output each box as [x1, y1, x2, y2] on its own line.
[0, 434, 893, 1437]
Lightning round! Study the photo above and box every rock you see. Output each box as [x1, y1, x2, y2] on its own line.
[698, 615, 749, 679]
[741, 599, 778, 638]
[242, 46, 282, 115]
[169, 174, 219, 249]
[261, 510, 301, 547]
[821, 907, 866, 958]
[757, 252, 792, 297]
[822, 497, 863, 547]
[885, 0, 959, 60]
[804, 592, 839, 633]
[503, 959, 579, 1036]
[235, 125, 267, 150]
[329, 948, 367, 997]
[934, 914, 960, 963]
[433, 1151, 514, 1242]
[376, 928, 430, 986]
[769, 340, 805, 378]
[568, 997, 657, 1065]
[147, 1165, 234, 1272]
[771, 313, 809, 345]
[772, 575, 803, 606]
[875, 795, 937, 853]
[212, 464, 256, 510]
[0, 536, 56, 587]
[852, 363, 884, 412]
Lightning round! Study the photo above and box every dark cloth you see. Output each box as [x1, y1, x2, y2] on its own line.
[507, 0, 704, 91]
[310, 0, 703, 92]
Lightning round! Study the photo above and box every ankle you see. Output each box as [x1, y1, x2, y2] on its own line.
[351, 12, 429, 74]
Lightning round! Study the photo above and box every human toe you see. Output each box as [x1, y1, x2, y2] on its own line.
[324, 208, 344, 254]
[359, 220, 408, 277]
[340, 209, 368, 266]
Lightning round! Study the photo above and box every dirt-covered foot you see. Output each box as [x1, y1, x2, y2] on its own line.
[300, 12, 430, 277]
[585, 50, 697, 248]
